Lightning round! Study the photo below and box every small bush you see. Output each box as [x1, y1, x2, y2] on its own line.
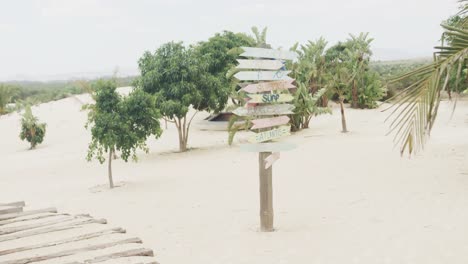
[19, 106, 46, 149]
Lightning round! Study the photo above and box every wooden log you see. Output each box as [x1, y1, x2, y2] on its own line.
[0, 215, 78, 235]
[0, 202, 25, 208]
[0, 218, 107, 242]
[259, 152, 274, 232]
[0, 213, 66, 226]
[0, 207, 23, 215]
[0, 208, 57, 221]
[0, 227, 126, 256]
[1, 238, 142, 264]
[82, 248, 154, 264]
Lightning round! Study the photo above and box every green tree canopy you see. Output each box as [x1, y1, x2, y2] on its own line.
[137, 41, 230, 152]
[0, 84, 20, 115]
[85, 80, 162, 188]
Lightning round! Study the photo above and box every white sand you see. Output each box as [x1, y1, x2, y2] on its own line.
[1, 92, 468, 264]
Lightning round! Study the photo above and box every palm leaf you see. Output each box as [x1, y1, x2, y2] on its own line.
[386, 20, 468, 155]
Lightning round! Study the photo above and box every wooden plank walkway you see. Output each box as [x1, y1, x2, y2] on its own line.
[0, 201, 159, 264]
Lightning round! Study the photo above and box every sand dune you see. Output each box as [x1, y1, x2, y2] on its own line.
[1, 92, 467, 264]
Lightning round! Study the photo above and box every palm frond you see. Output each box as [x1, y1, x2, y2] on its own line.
[386, 21, 468, 155]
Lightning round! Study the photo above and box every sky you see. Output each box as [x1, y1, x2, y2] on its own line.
[0, 0, 460, 81]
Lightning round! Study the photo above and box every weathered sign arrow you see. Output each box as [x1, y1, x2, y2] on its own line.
[232, 104, 295, 116]
[240, 142, 297, 152]
[247, 93, 294, 104]
[241, 80, 296, 93]
[264, 152, 280, 169]
[234, 71, 292, 81]
[248, 126, 291, 143]
[236, 59, 284, 70]
[241, 47, 298, 60]
[251, 116, 290, 130]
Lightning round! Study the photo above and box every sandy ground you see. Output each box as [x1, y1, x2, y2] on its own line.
[1, 90, 468, 264]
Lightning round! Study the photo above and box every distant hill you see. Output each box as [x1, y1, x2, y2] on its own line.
[3, 76, 137, 106]
[371, 57, 432, 66]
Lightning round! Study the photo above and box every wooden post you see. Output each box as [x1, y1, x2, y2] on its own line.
[259, 151, 274, 232]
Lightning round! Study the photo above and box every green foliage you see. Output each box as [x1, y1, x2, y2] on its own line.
[137, 41, 229, 151]
[290, 84, 331, 131]
[387, 2, 468, 155]
[227, 114, 251, 146]
[197, 31, 255, 107]
[290, 38, 328, 92]
[250, 26, 271, 48]
[287, 38, 332, 131]
[370, 59, 431, 99]
[85, 79, 162, 164]
[322, 33, 385, 109]
[326, 66, 352, 99]
[19, 105, 46, 149]
[0, 84, 20, 115]
[2, 76, 136, 107]
[352, 71, 386, 109]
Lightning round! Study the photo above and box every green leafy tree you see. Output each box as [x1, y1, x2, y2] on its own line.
[197, 31, 255, 106]
[0, 84, 20, 115]
[346, 33, 374, 108]
[387, 1, 467, 155]
[287, 39, 332, 130]
[85, 80, 162, 188]
[325, 35, 384, 109]
[137, 42, 227, 152]
[357, 71, 386, 108]
[19, 105, 46, 149]
[290, 84, 331, 131]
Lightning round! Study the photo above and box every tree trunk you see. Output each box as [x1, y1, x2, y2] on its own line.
[447, 82, 452, 100]
[176, 117, 188, 152]
[351, 80, 358, 108]
[108, 150, 114, 189]
[321, 94, 329, 107]
[259, 151, 273, 232]
[30, 128, 36, 149]
[339, 98, 348, 133]
[303, 115, 310, 129]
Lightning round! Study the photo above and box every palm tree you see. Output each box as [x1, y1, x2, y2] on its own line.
[327, 66, 353, 133]
[346, 33, 374, 108]
[251, 26, 271, 48]
[386, 1, 467, 155]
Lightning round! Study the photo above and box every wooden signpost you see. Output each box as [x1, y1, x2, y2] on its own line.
[240, 47, 298, 60]
[232, 47, 297, 232]
[232, 104, 294, 117]
[251, 116, 290, 130]
[247, 94, 294, 104]
[236, 59, 284, 70]
[241, 80, 296, 93]
[234, 71, 293, 81]
[248, 126, 291, 143]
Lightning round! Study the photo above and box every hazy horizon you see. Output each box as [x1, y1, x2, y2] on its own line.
[0, 0, 460, 82]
